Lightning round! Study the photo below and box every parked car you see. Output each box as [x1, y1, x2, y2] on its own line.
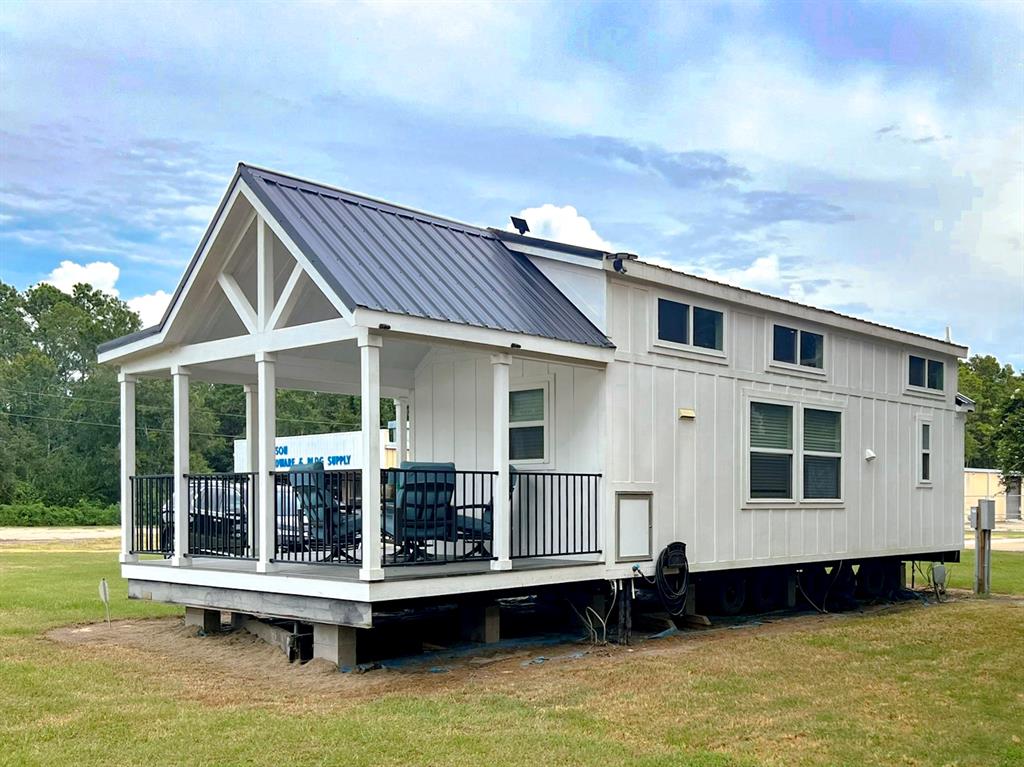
[276, 464, 361, 562]
[158, 477, 253, 558]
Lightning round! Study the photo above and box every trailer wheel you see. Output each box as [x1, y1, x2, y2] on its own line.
[799, 565, 829, 609]
[827, 563, 857, 611]
[857, 560, 889, 600]
[747, 569, 781, 613]
[711, 572, 747, 616]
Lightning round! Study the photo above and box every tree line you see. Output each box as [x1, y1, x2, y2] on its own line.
[0, 280, 1020, 507]
[0, 281, 392, 506]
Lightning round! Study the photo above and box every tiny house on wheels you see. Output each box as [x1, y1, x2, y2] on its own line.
[99, 164, 970, 666]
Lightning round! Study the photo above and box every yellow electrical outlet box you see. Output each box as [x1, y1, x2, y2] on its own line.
[677, 408, 696, 420]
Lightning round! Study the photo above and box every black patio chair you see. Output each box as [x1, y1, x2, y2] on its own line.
[383, 462, 457, 563]
[453, 466, 519, 558]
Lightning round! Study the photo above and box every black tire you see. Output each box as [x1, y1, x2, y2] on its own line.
[712, 572, 747, 616]
[826, 563, 857, 611]
[799, 564, 829, 609]
[747, 569, 781, 613]
[857, 560, 890, 600]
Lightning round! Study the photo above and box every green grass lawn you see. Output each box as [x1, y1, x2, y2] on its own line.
[1, 544, 1023, 767]
[946, 549, 1024, 595]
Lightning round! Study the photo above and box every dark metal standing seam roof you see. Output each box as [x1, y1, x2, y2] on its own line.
[238, 165, 611, 348]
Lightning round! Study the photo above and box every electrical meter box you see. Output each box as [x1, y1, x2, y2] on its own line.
[978, 499, 995, 531]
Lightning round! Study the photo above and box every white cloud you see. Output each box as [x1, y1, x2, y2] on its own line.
[509, 204, 613, 251]
[692, 254, 783, 293]
[41, 259, 171, 327]
[127, 290, 172, 327]
[44, 260, 120, 294]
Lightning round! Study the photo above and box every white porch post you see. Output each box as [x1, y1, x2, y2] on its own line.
[256, 353, 276, 573]
[491, 354, 512, 571]
[118, 372, 137, 564]
[359, 330, 384, 581]
[243, 382, 259, 555]
[171, 365, 190, 567]
[394, 397, 409, 464]
[244, 383, 259, 472]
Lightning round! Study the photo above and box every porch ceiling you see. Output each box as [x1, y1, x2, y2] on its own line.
[158, 336, 433, 396]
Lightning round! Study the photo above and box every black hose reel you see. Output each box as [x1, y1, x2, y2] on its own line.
[655, 541, 690, 616]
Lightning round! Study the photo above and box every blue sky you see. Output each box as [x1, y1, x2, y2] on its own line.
[1, 0, 1021, 365]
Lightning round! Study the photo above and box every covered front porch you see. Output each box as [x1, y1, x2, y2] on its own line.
[119, 332, 605, 582]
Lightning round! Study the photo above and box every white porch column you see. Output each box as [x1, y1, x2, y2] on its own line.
[244, 383, 259, 472]
[118, 372, 137, 564]
[491, 354, 512, 571]
[359, 330, 384, 581]
[256, 353, 276, 573]
[394, 397, 409, 464]
[243, 382, 259, 556]
[171, 365, 190, 567]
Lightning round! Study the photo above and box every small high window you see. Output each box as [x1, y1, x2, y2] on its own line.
[909, 355, 944, 391]
[657, 298, 724, 351]
[773, 325, 823, 369]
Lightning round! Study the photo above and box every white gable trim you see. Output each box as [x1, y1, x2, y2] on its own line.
[99, 177, 354, 365]
[217, 273, 258, 334]
[237, 180, 353, 324]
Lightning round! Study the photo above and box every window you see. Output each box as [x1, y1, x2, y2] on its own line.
[657, 298, 724, 351]
[908, 355, 944, 391]
[509, 387, 546, 462]
[803, 409, 841, 499]
[919, 423, 931, 483]
[748, 401, 843, 502]
[750, 402, 793, 499]
[693, 307, 724, 350]
[657, 299, 688, 345]
[773, 325, 823, 370]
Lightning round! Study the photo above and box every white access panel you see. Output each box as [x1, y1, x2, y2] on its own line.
[617, 492, 652, 562]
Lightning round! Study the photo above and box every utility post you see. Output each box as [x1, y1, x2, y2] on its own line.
[974, 499, 994, 595]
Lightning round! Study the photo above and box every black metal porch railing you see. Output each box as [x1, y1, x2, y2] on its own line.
[129, 474, 174, 556]
[511, 472, 601, 559]
[381, 468, 496, 566]
[185, 472, 258, 559]
[272, 469, 362, 565]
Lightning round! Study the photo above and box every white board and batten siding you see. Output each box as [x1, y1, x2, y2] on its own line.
[411, 349, 604, 475]
[606, 277, 965, 573]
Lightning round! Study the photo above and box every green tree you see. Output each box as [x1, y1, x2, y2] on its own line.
[0, 279, 394, 506]
[996, 386, 1024, 481]
[958, 355, 1021, 468]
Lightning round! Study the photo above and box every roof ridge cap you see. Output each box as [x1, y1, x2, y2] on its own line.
[240, 163, 494, 239]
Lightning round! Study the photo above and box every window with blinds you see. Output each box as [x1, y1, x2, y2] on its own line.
[748, 401, 843, 502]
[509, 387, 547, 462]
[749, 402, 793, 499]
[803, 409, 841, 499]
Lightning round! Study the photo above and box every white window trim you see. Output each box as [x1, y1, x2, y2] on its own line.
[509, 379, 551, 466]
[651, 294, 729, 364]
[742, 390, 846, 508]
[916, 415, 933, 488]
[904, 351, 946, 399]
[767, 321, 828, 379]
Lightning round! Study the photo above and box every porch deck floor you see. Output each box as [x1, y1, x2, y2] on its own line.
[133, 555, 600, 583]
